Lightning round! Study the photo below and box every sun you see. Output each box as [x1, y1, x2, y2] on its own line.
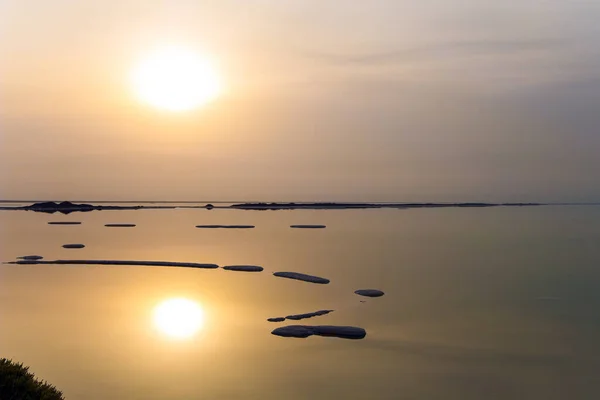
[153, 298, 205, 339]
[133, 46, 221, 111]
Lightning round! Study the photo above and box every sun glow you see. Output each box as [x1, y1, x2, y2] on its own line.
[133, 46, 221, 111]
[153, 298, 205, 339]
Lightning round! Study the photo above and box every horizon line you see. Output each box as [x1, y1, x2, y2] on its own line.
[1, 199, 600, 206]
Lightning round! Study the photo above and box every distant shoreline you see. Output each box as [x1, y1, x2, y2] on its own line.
[2, 200, 600, 214]
[0, 200, 556, 214]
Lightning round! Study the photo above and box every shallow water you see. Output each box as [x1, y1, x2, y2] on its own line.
[1, 205, 600, 399]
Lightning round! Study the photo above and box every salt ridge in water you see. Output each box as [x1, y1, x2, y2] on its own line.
[104, 224, 136, 227]
[271, 325, 366, 339]
[354, 289, 385, 297]
[268, 310, 334, 322]
[273, 271, 330, 284]
[222, 265, 264, 272]
[17, 255, 44, 260]
[285, 310, 334, 320]
[62, 244, 85, 249]
[8, 259, 219, 269]
[196, 225, 255, 229]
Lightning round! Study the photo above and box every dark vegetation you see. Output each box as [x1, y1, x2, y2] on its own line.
[0, 358, 64, 400]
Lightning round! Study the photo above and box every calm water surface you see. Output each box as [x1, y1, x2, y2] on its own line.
[1, 206, 600, 399]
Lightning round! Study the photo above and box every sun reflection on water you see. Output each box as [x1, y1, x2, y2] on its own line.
[153, 298, 205, 339]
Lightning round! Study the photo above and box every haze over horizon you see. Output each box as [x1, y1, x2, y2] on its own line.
[2, 1, 600, 203]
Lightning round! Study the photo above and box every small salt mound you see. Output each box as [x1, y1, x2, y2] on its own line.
[267, 317, 285, 322]
[17, 255, 44, 260]
[354, 289, 385, 297]
[222, 265, 263, 272]
[290, 225, 326, 229]
[273, 271, 330, 284]
[285, 310, 333, 321]
[196, 225, 255, 229]
[271, 325, 366, 340]
[104, 224, 136, 227]
[48, 222, 81, 225]
[62, 244, 85, 249]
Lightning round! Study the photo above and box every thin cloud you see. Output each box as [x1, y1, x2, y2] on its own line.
[301, 38, 567, 65]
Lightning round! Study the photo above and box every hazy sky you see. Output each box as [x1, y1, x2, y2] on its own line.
[1, 0, 599, 202]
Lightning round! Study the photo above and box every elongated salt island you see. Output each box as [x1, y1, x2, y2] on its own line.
[272, 325, 366, 340]
[17, 255, 44, 260]
[273, 271, 330, 284]
[104, 224, 136, 227]
[222, 265, 263, 272]
[290, 225, 326, 229]
[7, 259, 219, 269]
[268, 310, 334, 323]
[48, 221, 81, 225]
[62, 244, 85, 249]
[196, 225, 255, 229]
[285, 310, 333, 320]
[354, 289, 385, 298]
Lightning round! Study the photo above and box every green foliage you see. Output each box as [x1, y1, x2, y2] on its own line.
[0, 358, 64, 400]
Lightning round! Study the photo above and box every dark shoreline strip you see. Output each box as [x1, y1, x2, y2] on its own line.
[0, 201, 548, 213]
[231, 202, 544, 210]
[48, 222, 82, 225]
[7, 259, 219, 269]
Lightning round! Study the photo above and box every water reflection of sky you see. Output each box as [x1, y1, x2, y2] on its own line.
[1, 206, 600, 399]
